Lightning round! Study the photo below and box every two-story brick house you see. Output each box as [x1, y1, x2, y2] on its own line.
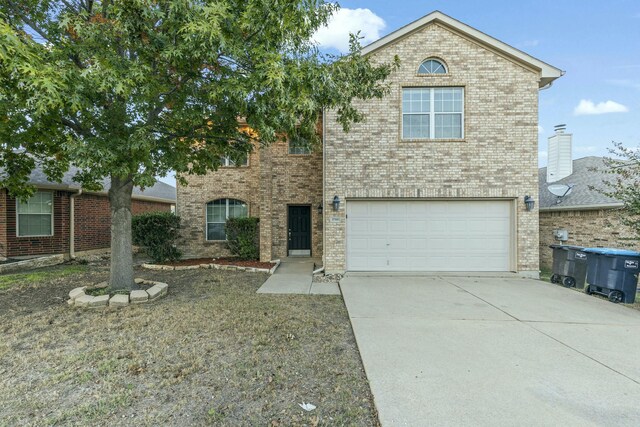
[177, 11, 563, 277]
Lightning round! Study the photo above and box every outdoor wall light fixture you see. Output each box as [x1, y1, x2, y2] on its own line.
[332, 195, 341, 211]
[317, 203, 323, 215]
[524, 195, 535, 211]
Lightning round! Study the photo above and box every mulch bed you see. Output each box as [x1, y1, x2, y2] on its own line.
[159, 257, 275, 269]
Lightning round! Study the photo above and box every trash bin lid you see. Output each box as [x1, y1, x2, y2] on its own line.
[583, 248, 640, 257]
[549, 245, 585, 251]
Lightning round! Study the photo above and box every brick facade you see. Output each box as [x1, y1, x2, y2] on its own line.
[0, 189, 172, 258]
[539, 208, 640, 269]
[177, 139, 323, 261]
[323, 22, 540, 273]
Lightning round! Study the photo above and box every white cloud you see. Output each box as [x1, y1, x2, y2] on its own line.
[573, 99, 629, 116]
[538, 125, 544, 134]
[574, 145, 598, 154]
[539, 150, 548, 159]
[313, 8, 386, 53]
[519, 39, 539, 48]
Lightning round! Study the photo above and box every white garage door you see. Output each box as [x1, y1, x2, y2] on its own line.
[346, 200, 512, 272]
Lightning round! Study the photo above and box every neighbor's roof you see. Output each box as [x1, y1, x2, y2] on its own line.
[8, 165, 176, 203]
[360, 10, 564, 88]
[539, 156, 623, 211]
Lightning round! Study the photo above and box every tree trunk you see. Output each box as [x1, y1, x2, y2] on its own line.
[108, 174, 136, 291]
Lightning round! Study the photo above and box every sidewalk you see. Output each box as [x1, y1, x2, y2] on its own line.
[257, 257, 340, 295]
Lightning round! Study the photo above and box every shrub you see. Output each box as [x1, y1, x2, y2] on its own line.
[132, 212, 182, 262]
[225, 217, 259, 260]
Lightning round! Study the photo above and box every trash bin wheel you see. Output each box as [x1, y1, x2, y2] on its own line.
[562, 276, 576, 288]
[608, 290, 623, 304]
[550, 274, 561, 284]
[585, 285, 592, 295]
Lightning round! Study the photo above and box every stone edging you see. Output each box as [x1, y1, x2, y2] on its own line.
[0, 254, 65, 274]
[67, 278, 169, 309]
[141, 258, 281, 274]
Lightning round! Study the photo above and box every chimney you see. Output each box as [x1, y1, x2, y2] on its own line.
[547, 124, 572, 183]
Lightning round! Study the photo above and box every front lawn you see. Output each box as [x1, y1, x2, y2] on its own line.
[0, 265, 377, 426]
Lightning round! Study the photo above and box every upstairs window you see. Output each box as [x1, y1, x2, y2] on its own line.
[17, 191, 53, 237]
[418, 58, 447, 74]
[402, 87, 464, 140]
[206, 198, 248, 240]
[288, 138, 312, 155]
[220, 155, 248, 167]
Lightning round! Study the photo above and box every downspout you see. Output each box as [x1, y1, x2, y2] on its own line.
[69, 189, 82, 259]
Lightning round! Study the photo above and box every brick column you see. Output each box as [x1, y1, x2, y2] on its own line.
[259, 148, 273, 262]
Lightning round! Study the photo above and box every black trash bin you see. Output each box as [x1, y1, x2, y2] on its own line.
[583, 248, 640, 303]
[549, 245, 588, 288]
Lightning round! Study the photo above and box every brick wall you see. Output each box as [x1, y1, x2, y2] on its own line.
[539, 208, 640, 269]
[5, 190, 71, 257]
[1, 189, 172, 257]
[323, 22, 541, 273]
[0, 190, 7, 260]
[177, 138, 323, 261]
[74, 193, 172, 252]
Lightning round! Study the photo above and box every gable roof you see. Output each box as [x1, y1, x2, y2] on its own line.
[4, 165, 176, 203]
[539, 157, 622, 210]
[360, 10, 564, 88]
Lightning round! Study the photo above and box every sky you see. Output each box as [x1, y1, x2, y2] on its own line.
[159, 0, 640, 185]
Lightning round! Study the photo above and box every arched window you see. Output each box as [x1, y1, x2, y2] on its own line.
[418, 58, 447, 74]
[206, 198, 248, 240]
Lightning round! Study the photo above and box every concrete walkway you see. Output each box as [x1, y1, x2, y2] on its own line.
[257, 257, 340, 295]
[341, 274, 640, 426]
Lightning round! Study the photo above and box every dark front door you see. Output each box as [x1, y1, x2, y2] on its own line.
[288, 205, 311, 256]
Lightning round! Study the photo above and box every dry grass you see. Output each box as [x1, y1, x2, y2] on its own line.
[0, 265, 377, 426]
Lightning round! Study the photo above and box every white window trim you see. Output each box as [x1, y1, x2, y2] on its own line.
[401, 87, 464, 140]
[205, 199, 247, 241]
[418, 58, 448, 74]
[220, 155, 249, 167]
[16, 191, 55, 237]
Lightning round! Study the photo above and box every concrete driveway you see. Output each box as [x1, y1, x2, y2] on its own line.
[341, 274, 640, 426]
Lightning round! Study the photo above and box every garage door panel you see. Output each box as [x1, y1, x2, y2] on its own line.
[347, 200, 512, 272]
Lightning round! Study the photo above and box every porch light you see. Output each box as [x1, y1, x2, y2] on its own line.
[317, 203, 323, 215]
[332, 195, 341, 211]
[524, 195, 535, 211]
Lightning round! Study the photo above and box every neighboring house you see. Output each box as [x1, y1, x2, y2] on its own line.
[177, 11, 563, 277]
[538, 155, 639, 269]
[0, 166, 176, 260]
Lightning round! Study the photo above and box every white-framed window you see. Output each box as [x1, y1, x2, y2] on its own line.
[418, 58, 447, 74]
[288, 138, 312, 155]
[206, 198, 248, 241]
[402, 87, 464, 139]
[16, 191, 54, 237]
[220, 155, 248, 167]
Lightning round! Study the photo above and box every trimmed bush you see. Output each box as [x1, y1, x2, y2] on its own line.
[225, 217, 259, 260]
[132, 212, 182, 262]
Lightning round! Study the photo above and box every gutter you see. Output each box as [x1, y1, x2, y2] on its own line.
[539, 203, 624, 212]
[69, 188, 82, 259]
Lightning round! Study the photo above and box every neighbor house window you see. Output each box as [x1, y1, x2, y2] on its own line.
[220, 155, 248, 167]
[288, 138, 312, 155]
[418, 58, 447, 74]
[402, 87, 464, 139]
[206, 198, 248, 240]
[16, 191, 53, 237]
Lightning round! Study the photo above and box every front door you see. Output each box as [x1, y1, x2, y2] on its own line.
[288, 205, 311, 256]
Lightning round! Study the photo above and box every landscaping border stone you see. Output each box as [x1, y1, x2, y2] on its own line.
[141, 258, 281, 274]
[67, 279, 169, 309]
[0, 254, 65, 274]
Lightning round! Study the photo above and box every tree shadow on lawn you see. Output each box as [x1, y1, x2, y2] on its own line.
[0, 266, 378, 426]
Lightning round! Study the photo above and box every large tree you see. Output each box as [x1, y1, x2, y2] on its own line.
[0, 0, 397, 290]
[600, 142, 640, 239]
